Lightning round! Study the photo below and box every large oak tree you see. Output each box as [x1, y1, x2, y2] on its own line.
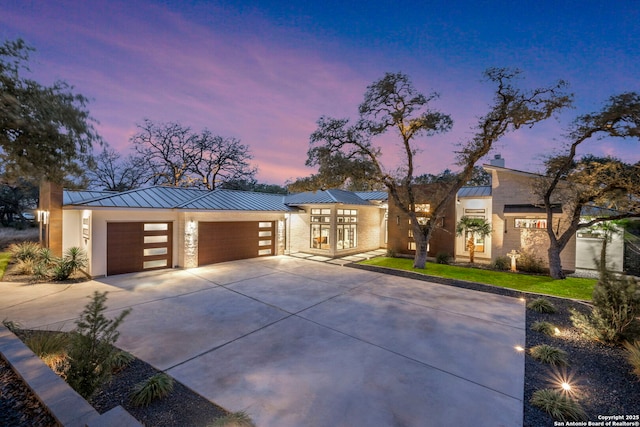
[303, 69, 571, 268]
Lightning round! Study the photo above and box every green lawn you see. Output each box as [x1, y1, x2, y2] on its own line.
[0, 252, 11, 280]
[360, 257, 596, 301]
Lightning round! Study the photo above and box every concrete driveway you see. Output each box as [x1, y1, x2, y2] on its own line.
[0, 256, 526, 427]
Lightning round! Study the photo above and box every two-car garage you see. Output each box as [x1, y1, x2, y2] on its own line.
[106, 220, 276, 275]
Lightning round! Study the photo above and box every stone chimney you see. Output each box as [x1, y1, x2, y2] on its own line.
[489, 154, 505, 168]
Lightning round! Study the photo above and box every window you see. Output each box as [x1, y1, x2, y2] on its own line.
[515, 218, 547, 229]
[337, 209, 357, 250]
[144, 235, 168, 244]
[311, 224, 330, 249]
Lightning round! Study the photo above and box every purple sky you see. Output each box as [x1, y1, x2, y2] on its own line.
[2, 1, 639, 185]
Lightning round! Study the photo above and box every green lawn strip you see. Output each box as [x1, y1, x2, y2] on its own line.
[360, 257, 595, 301]
[0, 252, 11, 280]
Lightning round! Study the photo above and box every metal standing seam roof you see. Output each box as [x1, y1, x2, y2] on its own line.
[63, 190, 117, 205]
[179, 189, 297, 211]
[355, 191, 389, 202]
[66, 186, 208, 208]
[284, 189, 374, 206]
[457, 186, 492, 198]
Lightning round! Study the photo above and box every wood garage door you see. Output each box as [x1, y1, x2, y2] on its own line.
[107, 222, 173, 275]
[198, 221, 275, 266]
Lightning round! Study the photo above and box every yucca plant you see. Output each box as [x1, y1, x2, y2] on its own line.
[527, 298, 557, 314]
[531, 321, 558, 336]
[210, 411, 256, 427]
[623, 341, 640, 380]
[129, 373, 175, 407]
[529, 344, 569, 366]
[530, 389, 587, 422]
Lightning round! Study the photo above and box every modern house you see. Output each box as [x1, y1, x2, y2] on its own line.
[39, 183, 388, 277]
[38, 155, 628, 277]
[386, 156, 626, 273]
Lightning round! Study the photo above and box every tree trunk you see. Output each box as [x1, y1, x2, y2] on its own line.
[413, 225, 429, 269]
[548, 244, 565, 279]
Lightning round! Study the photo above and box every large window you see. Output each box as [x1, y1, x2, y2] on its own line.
[515, 218, 547, 229]
[311, 208, 331, 249]
[337, 209, 357, 249]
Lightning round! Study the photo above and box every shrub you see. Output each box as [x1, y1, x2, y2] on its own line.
[130, 373, 174, 407]
[592, 270, 640, 341]
[435, 252, 451, 264]
[210, 411, 256, 427]
[2, 319, 21, 333]
[516, 250, 546, 274]
[65, 291, 131, 399]
[32, 262, 49, 280]
[492, 256, 511, 271]
[111, 350, 135, 373]
[51, 260, 73, 281]
[23, 330, 70, 358]
[51, 247, 88, 280]
[623, 341, 640, 380]
[571, 269, 640, 343]
[63, 247, 88, 274]
[530, 389, 587, 422]
[529, 344, 569, 366]
[531, 321, 558, 336]
[8, 241, 41, 261]
[527, 298, 557, 314]
[37, 248, 55, 267]
[386, 248, 396, 257]
[14, 258, 35, 275]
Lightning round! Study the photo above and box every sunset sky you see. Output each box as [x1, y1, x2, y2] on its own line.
[2, 1, 638, 185]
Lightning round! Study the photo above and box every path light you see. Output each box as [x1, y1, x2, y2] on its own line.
[547, 368, 579, 397]
[514, 345, 525, 352]
[554, 327, 561, 336]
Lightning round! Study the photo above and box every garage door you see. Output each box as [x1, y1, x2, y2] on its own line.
[198, 221, 275, 266]
[107, 222, 173, 275]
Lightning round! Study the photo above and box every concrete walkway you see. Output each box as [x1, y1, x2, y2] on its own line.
[0, 256, 526, 427]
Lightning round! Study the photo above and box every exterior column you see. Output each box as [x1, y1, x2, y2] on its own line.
[39, 182, 63, 257]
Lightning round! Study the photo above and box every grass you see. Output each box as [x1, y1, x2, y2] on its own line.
[623, 341, 640, 379]
[209, 411, 256, 426]
[529, 344, 569, 366]
[0, 251, 11, 279]
[531, 321, 559, 336]
[527, 297, 558, 314]
[360, 257, 596, 300]
[530, 389, 587, 422]
[130, 373, 175, 407]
